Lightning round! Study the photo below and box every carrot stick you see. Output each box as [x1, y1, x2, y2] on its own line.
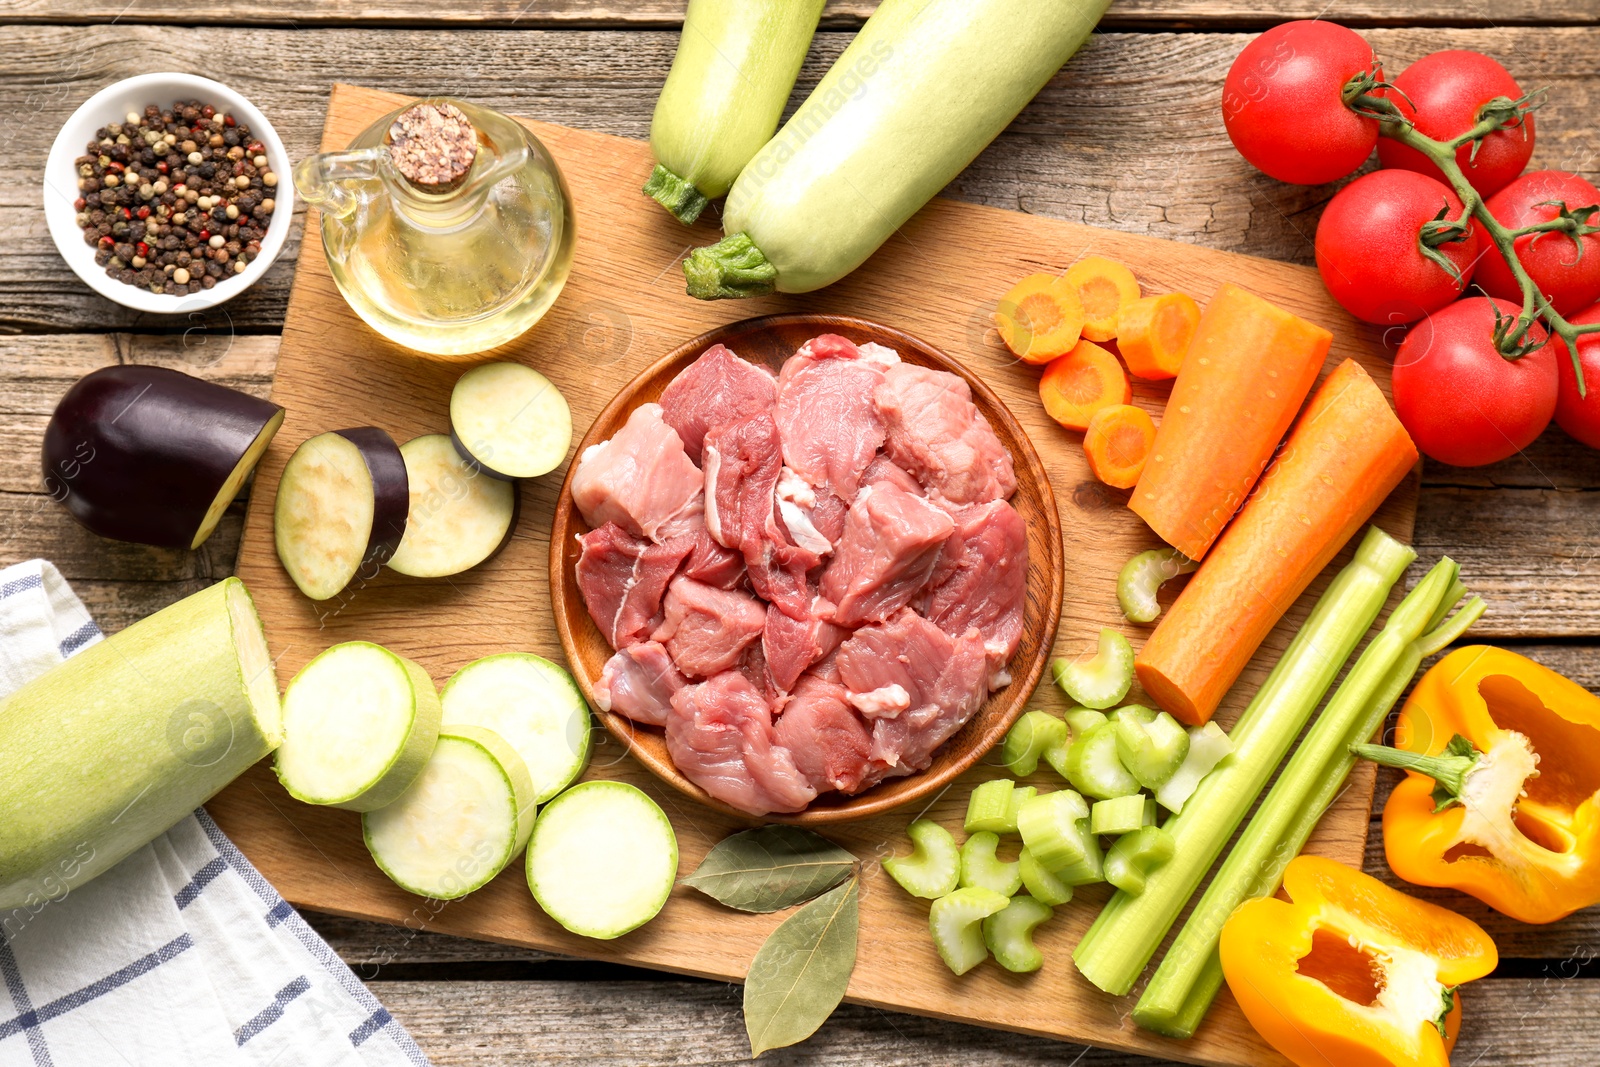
[1135, 359, 1419, 725]
[1039, 340, 1131, 431]
[1130, 283, 1331, 561]
[1084, 404, 1156, 488]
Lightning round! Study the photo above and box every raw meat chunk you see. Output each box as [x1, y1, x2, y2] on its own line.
[652, 576, 767, 679]
[667, 672, 818, 816]
[875, 364, 1017, 505]
[861, 453, 924, 496]
[836, 611, 990, 778]
[776, 341, 889, 497]
[678, 522, 745, 589]
[821, 483, 954, 627]
[571, 403, 704, 541]
[657, 344, 777, 463]
[774, 673, 873, 795]
[774, 467, 834, 557]
[762, 601, 847, 693]
[921, 500, 1028, 683]
[704, 412, 784, 553]
[594, 642, 686, 727]
[576, 523, 693, 649]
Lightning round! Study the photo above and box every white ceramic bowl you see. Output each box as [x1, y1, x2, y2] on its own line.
[43, 73, 294, 314]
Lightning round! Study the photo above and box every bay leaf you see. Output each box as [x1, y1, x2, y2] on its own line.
[684, 825, 855, 913]
[744, 876, 860, 1057]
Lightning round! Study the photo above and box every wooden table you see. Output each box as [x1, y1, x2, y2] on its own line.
[5, 4, 1600, 1064]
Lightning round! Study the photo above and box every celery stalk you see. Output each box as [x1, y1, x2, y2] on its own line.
[1132, 571, 1486, 1036]
[1071, 526, 1416, 996]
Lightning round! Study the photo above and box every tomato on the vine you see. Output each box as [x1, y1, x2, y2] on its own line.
[1315, 170, 1478, 325]
[1222, 21, 1382, 185]
[1376, 50, 1535, 198]
[1392, 295, 1558, 466]
[1556, 303, 1600, 450]
[1473, 170, 1600, 316]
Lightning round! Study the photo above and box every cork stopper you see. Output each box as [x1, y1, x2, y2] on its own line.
[386, 102, 478, 192]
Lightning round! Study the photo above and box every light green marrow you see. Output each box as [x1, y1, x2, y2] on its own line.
[440, 653, 591, 804]
[646, 0, 826, 224]
[0, 578, 281, 910]
[684, 0, 1112, 297]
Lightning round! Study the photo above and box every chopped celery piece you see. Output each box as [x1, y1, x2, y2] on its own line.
[1103, 826, 1175, 895]
[1051, 832, 1105, 887]
[982, 894, 1054, 973]
[1016, 789, 1090, 872]
[1113, 706, 1191, 790]
[1117, 548, 1198, 624]
[959, 831, 1022, 896]
[1044, 708, 1104, 781]
[1072, 525, 1416, 998]
[965, 779, 1017, 834]
[1063, 721, 1141, 800]
[929, 886, 1010, 976]
[1002, 710, 1067, 777]
[1090, 794, 1150, 836]
[1019, 847, 1074, 906]
[1153, 722, 1233, 813]
[1143, 796, 1158, 826]
[884, 818, 960, 899]
[1052, 629, 1134, 709]
[1004, 785, 1038, 832]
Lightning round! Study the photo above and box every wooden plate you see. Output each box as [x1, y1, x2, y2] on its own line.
[550, 313, 1064, 824]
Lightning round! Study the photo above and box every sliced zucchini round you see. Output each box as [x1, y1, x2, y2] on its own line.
[274, 641, 442, 811]
[387, 434, 517, 578]
[274, 428, 409, 600]
[450, 362, 572, 480]
[441, 653, 592, 804]
[527, 781, 677, 940]
[363, 724, 537, 900]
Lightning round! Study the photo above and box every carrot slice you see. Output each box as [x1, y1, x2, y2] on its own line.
[1136, 359, 1419, 725]
[1083, 404, 1156, 489]
[997, 274, 1085, 364]
[1130, 283, 1330, 562]
[1118, 293, 1202, 380]
[1040, 340, 1132, 432]
[1065, 256, 1141, 342]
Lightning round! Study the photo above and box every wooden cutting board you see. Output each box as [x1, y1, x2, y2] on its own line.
[217, 84, 1418, 1067]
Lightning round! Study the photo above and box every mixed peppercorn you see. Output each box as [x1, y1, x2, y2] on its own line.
[73, 100, 278, 297]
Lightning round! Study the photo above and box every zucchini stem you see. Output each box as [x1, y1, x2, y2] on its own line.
[683, 232, 778, 299]
[643, 163, 711, 226]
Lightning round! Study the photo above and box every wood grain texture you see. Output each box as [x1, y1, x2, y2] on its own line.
[1, 0, 1593, 28]
[200, 83, 1425, 1067]
[551, 314, 1063, 823]
[5, 26, 1599, 330]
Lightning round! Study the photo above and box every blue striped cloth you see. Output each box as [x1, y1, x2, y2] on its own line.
[0, 561, 431, 1066]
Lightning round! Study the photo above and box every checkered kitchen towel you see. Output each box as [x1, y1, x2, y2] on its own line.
[0, 560, 430, 1067]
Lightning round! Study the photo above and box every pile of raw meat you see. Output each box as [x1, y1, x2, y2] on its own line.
[571, 334, 1028, 816]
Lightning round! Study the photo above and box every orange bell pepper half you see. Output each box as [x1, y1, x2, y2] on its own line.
[1353, 645, 1600, 924]
[1220, 854, 1497, 1067]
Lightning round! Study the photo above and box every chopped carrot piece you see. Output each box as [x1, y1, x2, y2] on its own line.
[1117, 293, 1202, 380]
[1039, 340, 1132, 432]
[1083, 404, 1156, 488]
[1065, 256, 1142, 342]
[997, 274, 1085, 364]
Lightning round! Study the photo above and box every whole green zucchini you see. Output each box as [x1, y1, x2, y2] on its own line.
[0, 577, 281, 911]
[645, 0, 826, 225]
[683, 0, 1111, 298]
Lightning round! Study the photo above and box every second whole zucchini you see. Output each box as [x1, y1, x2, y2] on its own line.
[683, 0, 1112, 298]
[645, 0, 826, 225]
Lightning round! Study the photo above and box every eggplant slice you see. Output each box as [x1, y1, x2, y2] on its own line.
[274, 428, 409, 601]
[42, 365, 284, 549]
[449, 362, 572, 480]
[387, 434, 517, 578]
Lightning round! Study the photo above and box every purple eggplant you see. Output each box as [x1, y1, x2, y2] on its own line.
[42, 365, 284, 549]
[274, 428, 410, 601]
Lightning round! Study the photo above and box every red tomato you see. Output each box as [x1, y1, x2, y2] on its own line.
[1377, 50, 1535, 197]
[1393, 296, 1557, 466]
[1474, 170, 1600, 316]
[1315, 170, 1478, 325]
[1556, 303, 1600, 449]
[1222, 21, 1381, 185]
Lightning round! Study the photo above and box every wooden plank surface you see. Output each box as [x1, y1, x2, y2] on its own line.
[7, 25, 1600, 332]
[1, 0, 1594, 28]
[204, 82, 1425, 1067]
